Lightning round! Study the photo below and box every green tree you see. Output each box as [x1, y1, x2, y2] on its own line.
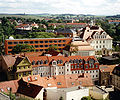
[81, 96, 93, 100]
[11, 44, 35, 54]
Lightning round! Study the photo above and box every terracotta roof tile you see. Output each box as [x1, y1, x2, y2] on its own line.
[0, 80, 18, 93]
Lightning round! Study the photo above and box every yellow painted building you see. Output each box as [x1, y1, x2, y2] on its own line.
[13, 57, 33, 79]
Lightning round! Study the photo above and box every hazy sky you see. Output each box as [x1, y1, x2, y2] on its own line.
[0, 0, 120, 15]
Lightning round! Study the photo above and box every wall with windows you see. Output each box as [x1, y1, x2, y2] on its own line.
[5, 38, 72, 55]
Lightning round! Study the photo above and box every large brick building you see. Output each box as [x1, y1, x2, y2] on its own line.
[5, 38, 72, 55]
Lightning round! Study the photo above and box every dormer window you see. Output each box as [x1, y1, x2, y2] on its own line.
[69, 59, 72, 63]
[40, 60, 43, 64]
[37, 60, 40, 65]
[32, 61, 35, 65]
[57, 82, 61, 85]
[35, 76, 37, 80]
[79, 59, 82, 63]
[28, 77, 31, 81]
[57, 60, 59, 64]
[0, 88, 4, 92]
[53, 61, 56, 65]
[76, 59, 79, 63]
[60, 60, 63, 64]
[44, 60, 48, 64]
[7, 87, 10, 91]
[71, 82, 74, 85]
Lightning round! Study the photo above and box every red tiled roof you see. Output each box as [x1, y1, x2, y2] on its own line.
[66, 23, 87, 25]
[23, 73, 93, 88]
[0, 80, 18, 93]
[109, 20, 120, 22]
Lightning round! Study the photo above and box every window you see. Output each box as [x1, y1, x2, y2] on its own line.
[35, 45, 38, 48]
[77, 64, 79, 68]
[40, 41, 43, 43]
[14, 42, 18, 44]
[75, 65, 77, 68]
[57, 82, 61, 85]
[100, 45, 101, 48]
[7, 87, 10, 91]
[81, 65, 83, 68]
[40, 49, 43, 51]
[8, 46, 13, 49]
[24, 41, 29, 44]
[40, 45, 43, 47]
[54, 40, 57, 43]
[45, 45, 48, 47]
[8, 42, 12, 44]
[96, 65, 98, 68]
[19, 41, 23, 44]
[71, 82, 74, 85]
[96, 41, 98, 44]
[63, 40, 66, 42]
[103, 41, 105, 43]
[23, 72, 26, 76]
[30, 41, 33, 44]
[63, 44, 65, 46]
[40, 60, 43, 64]
[35, 41, 38, 43]
[58, 44, 61, 46]
[100, 41, 101, 43]
[71, 65, 74, 69]
[44, 60, 48, 64]
[28, 71, 31, 75]
[45, 41, 48, 43]
[103, 45, 105, 48]
[58, 40, 61, 43]
[86, 65, 88, 69]
[32, 61, 35, 65]
[49, 40, 52, 43]
[96, 46, 98, 48]
[19, 73, 21, 76]
[0, 88, 4, 92]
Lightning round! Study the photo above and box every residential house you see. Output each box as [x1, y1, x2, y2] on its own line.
[56, 28, 76, 37]
[70, 37, 95, 56]
[112, 64, 120, 91]
[0, 55, 33, 80]
[17, 78, 44, 100]
[80, 25, 113, 56]
[99, 65, 116, 86]
[28, 55, 99, 84]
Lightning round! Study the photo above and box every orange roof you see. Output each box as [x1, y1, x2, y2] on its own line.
[0, 80, 18, 93]
[109, 20, 120, 22]
[99, 65, 116, 74]
[28, 55, 97, 68]
[2, 55, 16, 67]
[23, 73, 93, 88]
[66, 23, 87, 25]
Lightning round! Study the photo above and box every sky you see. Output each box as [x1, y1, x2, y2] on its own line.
[0, 0, 120, 15]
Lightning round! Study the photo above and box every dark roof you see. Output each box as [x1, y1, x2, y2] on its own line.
[17, 78, 43, 98]
[14, 57, 24, 66]
[56, 28, 74, 33]
[102, 56, 119, 61]
[112, 65, 120, 76]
